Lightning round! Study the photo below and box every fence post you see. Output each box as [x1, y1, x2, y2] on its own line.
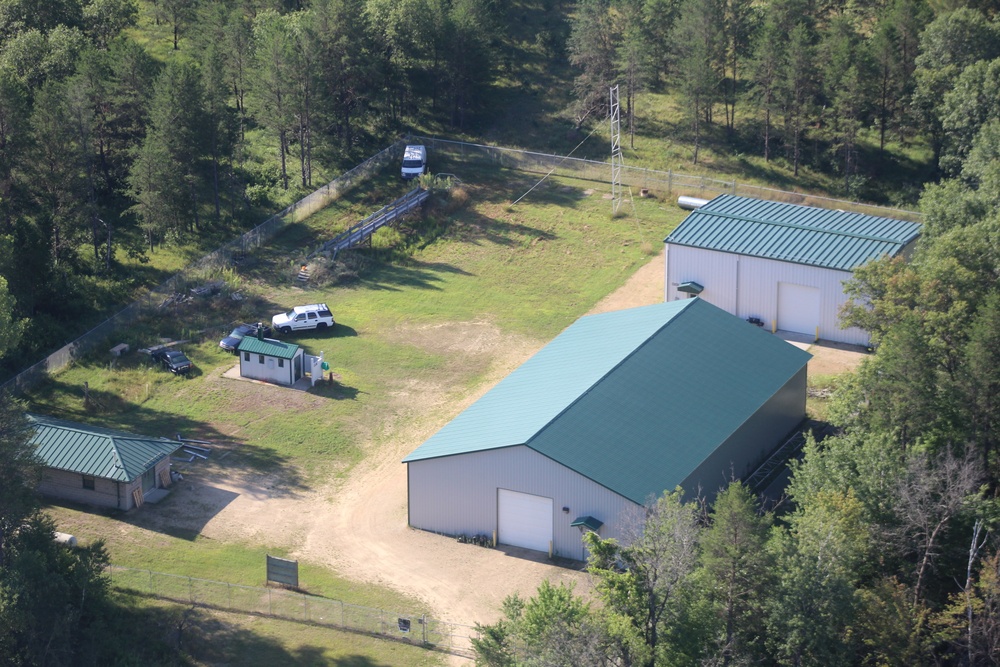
[148, 569, 153, 595]
[668, 169, 673, 194]
[304, 594, 308, 621]
[227, 583, 231, 609]
[189, 576, 193, 603]
[268, 587, 272, 616]
[422, 615, 426, 644]
[340, 600, 345, 627]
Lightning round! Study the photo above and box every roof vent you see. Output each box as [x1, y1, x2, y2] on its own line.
[257, 323, 265, 340]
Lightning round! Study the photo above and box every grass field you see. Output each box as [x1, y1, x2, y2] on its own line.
[27, 159, 681, 664]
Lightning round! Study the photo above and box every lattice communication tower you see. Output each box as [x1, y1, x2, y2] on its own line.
[610, 85, 623, 215]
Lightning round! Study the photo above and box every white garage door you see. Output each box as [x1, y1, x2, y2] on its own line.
[498, 489, 553, 553]
[778, 282, 821, 336]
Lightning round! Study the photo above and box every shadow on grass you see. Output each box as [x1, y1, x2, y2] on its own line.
[28, 374, 310, 539]
[307, 378, 362, 401]
[110, 595, 407, 666]
[337, 258, 466, 293]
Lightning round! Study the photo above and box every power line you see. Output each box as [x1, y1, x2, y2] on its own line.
[510, 125, 601, 206]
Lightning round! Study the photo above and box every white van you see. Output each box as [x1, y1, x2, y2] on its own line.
[401, 145, 428, 179]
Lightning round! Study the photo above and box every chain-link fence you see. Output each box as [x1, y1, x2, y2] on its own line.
[106, 565, 477, 657]
[411, 135, 923, 222]
[0, 141, 406, 396]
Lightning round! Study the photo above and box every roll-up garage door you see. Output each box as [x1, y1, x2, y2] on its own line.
[497, 489, 553, 553]
[777, 282, 821, 336]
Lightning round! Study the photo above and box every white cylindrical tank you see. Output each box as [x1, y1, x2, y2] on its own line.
[678, 196, 710, 210]
[53, 532, 78, 548]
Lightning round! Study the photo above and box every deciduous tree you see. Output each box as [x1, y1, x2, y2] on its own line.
[585, 489, 701, 667]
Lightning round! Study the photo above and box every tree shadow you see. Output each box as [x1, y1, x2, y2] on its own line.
[340, 259, 467, 293]
[307, 378, 361, 401]
[27, 375, 310, 540]
[114, 598, 406, 666]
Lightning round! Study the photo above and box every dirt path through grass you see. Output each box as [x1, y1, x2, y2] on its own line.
[189, 247, 864, 657]
[287, 251, 668, 627]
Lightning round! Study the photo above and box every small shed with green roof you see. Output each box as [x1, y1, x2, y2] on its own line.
[664, 195, 921, 346]
[403, 299, 811, 561]
[29, 414, 180, 510]
[238, 335, 304, 386]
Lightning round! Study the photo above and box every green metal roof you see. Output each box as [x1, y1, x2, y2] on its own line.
[237, 336, 300, 359]
[403, 299, 811, 504]
[677, 281, 703, 294]
[28, 414, 180, 482]
[404, 300, 697, 463]
[570, 516, 604, 531]
[665, 195, 921, 271]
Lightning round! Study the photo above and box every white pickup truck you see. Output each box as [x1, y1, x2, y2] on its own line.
[271, 303, 334, 334]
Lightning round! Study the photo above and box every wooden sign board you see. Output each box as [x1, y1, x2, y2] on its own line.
[266, 555, 299, 587]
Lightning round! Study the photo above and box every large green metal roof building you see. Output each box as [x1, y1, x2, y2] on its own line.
[665, 194, 921, 271]
[405, 299, 811, 560]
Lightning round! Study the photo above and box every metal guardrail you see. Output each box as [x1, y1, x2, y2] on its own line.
[106, 565, 478, 657]
[315, 187, 430, 260]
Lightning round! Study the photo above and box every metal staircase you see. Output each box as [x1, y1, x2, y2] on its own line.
[317, 187, 430, 260]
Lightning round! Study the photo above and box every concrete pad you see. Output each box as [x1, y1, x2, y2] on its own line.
[221, 363, 316, 391]
[144, 488, 172, 504]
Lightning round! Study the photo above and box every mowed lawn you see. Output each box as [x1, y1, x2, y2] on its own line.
[30, 165, 684, 664]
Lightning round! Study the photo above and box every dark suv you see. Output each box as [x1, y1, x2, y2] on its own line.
[151, 349, 194, 374]
[219, 323, 272, 352]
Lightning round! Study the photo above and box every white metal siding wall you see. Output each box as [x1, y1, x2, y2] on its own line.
[682, 366, 808, 502]
[239, 352, 298, 385]
[665, 245, 738, 312]
[408, 446, 639, 561]
[665, 245, 870, 346]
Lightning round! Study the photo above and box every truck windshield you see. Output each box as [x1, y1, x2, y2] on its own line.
[402, 159, 423, 168]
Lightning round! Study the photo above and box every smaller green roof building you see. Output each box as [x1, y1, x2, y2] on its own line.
[238, 336, 304, 386]
[404, 299, 811, 560]
[29, 414, 179, 510]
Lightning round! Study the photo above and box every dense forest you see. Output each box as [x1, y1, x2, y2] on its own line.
[1, 0, 1000, 664]
[0, 0, 998, 370]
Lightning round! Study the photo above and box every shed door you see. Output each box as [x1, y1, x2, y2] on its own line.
[498, 489, 552, 553]
[777, 282, 820, 336]
[141, 467, 156, 492]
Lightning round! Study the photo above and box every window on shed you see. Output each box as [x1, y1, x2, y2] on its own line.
[278, 358, 285, 368]
[82, 475, 95, 490]
[259, 354, 265, 364]
[244, 352, 250, 361]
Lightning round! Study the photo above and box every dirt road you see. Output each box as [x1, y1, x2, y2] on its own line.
[181, 248, 865, 651]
